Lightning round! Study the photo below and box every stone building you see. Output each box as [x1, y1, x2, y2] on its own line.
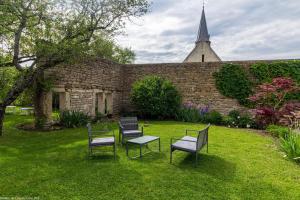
[184, 7, 221, 62]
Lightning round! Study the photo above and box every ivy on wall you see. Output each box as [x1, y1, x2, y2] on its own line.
[250, 61, 300, 84]
[213, 64, 253, 106]
[214, 61, 300, 107]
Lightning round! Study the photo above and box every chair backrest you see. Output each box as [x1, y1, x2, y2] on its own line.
[120, 117, 139, 130]
[196, 124, 210, 150]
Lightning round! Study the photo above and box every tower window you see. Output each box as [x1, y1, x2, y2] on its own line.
[202, 54, 205, 62]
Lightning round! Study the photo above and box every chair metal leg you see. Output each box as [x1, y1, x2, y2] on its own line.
[140, 145, 142, 159]
[170, 148, 173, 164]
[195, 152, 198, 166]
[207, 143, 208, 153]
[88, 147, 91, 157]
[114, 143, 116, 160]
[158, 138, 161, 152]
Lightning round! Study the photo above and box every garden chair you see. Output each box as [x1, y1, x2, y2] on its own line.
[170, 124, 210, 165]
[87, 123, 116, 159]
[119, 117, 143, 144]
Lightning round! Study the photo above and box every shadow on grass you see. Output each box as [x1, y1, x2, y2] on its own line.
[174, 153, 236, 181]
[88, 154, 119, 162]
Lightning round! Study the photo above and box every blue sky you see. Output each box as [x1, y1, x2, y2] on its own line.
[116, 0, 300, 63]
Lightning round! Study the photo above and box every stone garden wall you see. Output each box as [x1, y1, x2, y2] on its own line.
[121, 61, 255, 115]
[43, 58, 283, 120]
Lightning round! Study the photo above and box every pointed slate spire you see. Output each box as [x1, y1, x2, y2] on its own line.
[196, 6, 210, 43]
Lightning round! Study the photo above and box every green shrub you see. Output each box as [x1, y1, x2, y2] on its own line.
[225, 110, 256, 128]
[176, 107, 202, 123]
[280, 133, 300, 163]
[59, 110, 90, 128]
[214, 64, 253, 106]
[205, 110, 223, 125]
[228, 110, 240, 119]
[266, 125, 290, 138]
[131, 76, 181, 119]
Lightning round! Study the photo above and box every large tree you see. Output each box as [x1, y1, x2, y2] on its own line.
[0, 0, 149, 135]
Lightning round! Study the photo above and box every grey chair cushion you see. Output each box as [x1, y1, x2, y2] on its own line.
[123, 130, 142, 136]
[91, 137, 115, 146]
[172, 136, 197, 152]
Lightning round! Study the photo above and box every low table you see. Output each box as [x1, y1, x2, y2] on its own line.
[126, 136, 160, 159]
[20, 107, 34, 115]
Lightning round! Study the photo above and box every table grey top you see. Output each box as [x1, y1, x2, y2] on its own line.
[127, 135, 159, 145]
[21, 107, 34, 110]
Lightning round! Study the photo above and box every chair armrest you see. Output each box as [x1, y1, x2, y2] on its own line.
[118, 122, 124, 129]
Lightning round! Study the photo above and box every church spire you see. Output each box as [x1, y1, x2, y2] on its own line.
[196, 6, 210, 43]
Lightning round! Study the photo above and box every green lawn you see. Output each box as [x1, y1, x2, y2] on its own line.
[1, 115, 300, 200]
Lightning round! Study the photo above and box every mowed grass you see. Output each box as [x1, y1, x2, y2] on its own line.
[0, 115, 300, 200]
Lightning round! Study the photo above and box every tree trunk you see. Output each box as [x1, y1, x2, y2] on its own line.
[0, 105, 6, 136]
[33, 79, 53, 130]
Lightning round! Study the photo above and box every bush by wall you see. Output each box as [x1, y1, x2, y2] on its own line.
[223, 110, 256, 129]
[280, 133, 300, 163]
[214, 64, 253, 106]
[206, 110, 223, 125]
[266, 125, 290, 138]
[131, 76, 181, 119]
[59, 110, 90, 128]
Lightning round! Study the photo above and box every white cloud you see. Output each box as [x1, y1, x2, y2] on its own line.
[116, 0, 300, 63]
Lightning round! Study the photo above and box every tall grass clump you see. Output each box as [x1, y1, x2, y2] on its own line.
[59, 110, 90, 128]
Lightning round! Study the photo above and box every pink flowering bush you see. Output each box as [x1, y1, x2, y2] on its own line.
[249, 77, 299, 128]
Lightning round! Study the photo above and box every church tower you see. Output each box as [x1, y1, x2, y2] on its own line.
[184, 6, 221, 62]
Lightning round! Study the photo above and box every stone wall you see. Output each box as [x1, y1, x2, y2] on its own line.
[121, 61, 252, 115]
[43, 58, 289, 120]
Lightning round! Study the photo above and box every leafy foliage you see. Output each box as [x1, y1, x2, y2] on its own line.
[175, 102, 210, 123]
[280, 133, 300, 163]
[249, 77, 299, 128]
[59, 110, 90, 128]
[89, 37, 135, 64]
[250, 61, 300, 84]
[0, 68, 18, 103]
[206, 111, 223, 125]
[0, 68, 33, 106]
[224, 110, 256, 128]
[131, 76, 181, 119]
[214, 64, 253, 106]
[175, 102, 224, 125]
[266, 125, 290, 138]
